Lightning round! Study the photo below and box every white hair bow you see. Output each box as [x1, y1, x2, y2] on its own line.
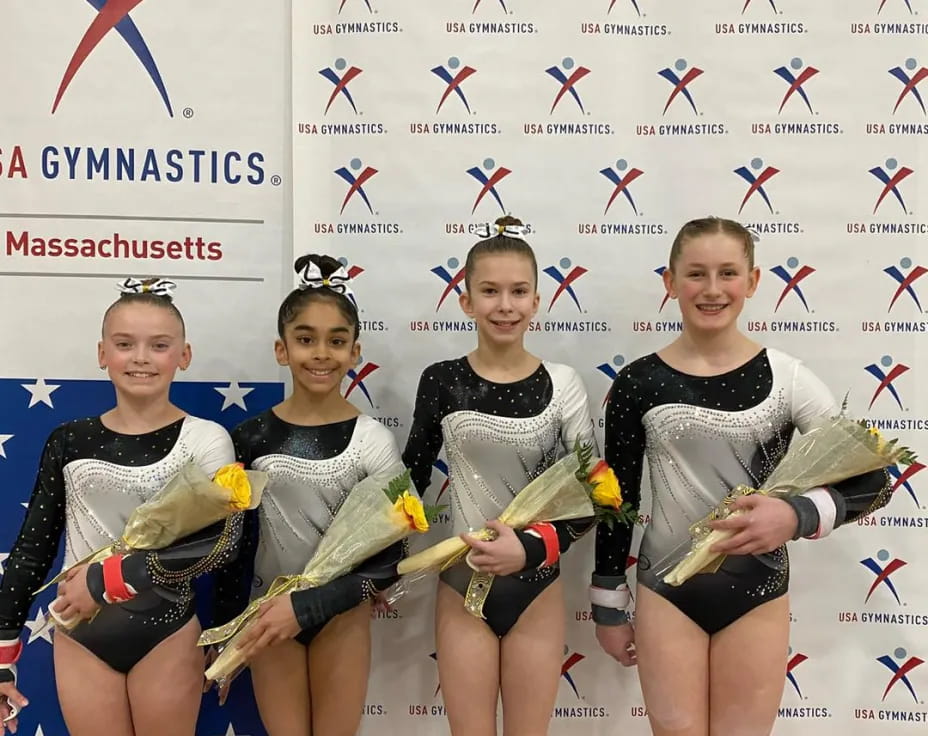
[298, 261, 356, 304]
[116, 277, 177, 298]
[474, 222, 529, 239]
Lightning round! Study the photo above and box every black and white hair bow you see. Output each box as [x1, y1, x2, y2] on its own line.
[298, 261, 356, 304]
[117, 277, 177, 298]
[474, 222, 530, 239]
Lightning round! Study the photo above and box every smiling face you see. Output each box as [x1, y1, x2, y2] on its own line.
[275, 300, 361, 398]
[460, 252, 540, 346]
[663, 231, 760, 335]
[98, 302, 190, 400]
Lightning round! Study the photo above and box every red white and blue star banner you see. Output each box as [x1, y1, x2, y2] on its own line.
[294, 1, 928, 734]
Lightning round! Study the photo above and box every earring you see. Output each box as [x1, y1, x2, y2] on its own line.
[99, 365, 106, 370]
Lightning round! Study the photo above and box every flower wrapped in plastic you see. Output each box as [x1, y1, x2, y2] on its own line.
[39, 462, 267, 629]
[199, 468, 434, 684]
[662, 415, 916, 587]
[396, 442, 633, 619]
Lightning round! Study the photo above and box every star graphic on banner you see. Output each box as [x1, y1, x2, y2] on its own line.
[221, 723, 250, 736]
[21, 378, 61, 409]
[35, 726, 46, 736]
[25, 607, 53, 645]
[0, 553, 8, 576]
[215, 381, 254, 411]
[0, 435, 12, 459]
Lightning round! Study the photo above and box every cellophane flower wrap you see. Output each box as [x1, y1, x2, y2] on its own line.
[395, 443, 629, 619]
[41, 462, 267, 629]
[661, 414, 916, 587]
[199, 467, 433, 684]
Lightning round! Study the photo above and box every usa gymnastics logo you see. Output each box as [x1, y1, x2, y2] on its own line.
[889, 461, 925, 506]
[339, 0, 373, 12]
[600, 159, 644, 216]
[885, 258, 927, 313]
[320, 58, 363, 114]
[786, 649, 808, 698]
[870, 158, 914, 215]
[876, 648, 924, 702]
[865, 355, 910, 410]
[596, 355, 625, 407]
[432, 57, 477, 114]
[54, 0, 173, 115]
[734, 158, 780, 214]
[472, 0, 508, 13]
[561, 650, 586, 699]
[743, 0, 778, 12]
[658, 59, 703, 115]
[544, 259, 588, 312]
[889, 58, 927, 115]
[546, 58, 591, 114]
[860, 549, 907, 604]
[334, 158, 378, 215]
[432, 257, 466, 311]
[345, 358, 380, 407]
[771, 258, 815, 312]
[774, 58, 819, 114]
[432, 459, 451, 503]
[467, 158, 511, 214]
[608, 0, 642, 15]
[654, 267, 670, 311]
[878, 0, 915, 14]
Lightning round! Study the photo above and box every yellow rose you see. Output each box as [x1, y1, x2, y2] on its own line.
[393, 490, 430, 532]
[589, 460, 622, 509]
[213, 463, 252, 510]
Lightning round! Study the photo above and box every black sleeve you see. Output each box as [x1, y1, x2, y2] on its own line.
[831, 468, 892, 525]
[0, 427, 69, 639]
[594, 367, 645, 581]
[402, 366, 445, 495]
[290, 540, 404, 632]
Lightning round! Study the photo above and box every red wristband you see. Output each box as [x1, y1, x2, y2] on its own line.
[102, 555, 135, 603]
[526, 522, 559, 567]
[0, 641, 22, 666]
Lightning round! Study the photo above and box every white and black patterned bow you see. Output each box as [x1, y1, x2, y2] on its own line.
[116, 277, 177, 298]
[474, 222, 529, 239]
[298, 261, 356, 304]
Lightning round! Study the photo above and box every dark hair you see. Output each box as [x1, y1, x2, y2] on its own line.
[278, 254, 360, 339]
[669, 216, 756, 271]
[463, 215, 537, 291]
[102, 279, 185, 336]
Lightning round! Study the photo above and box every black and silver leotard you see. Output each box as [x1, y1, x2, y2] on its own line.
[403, 357, 596, 637]
[0, 415, 240, 679]
[595, 348, 891, 635]
[212, 411, 406, 645]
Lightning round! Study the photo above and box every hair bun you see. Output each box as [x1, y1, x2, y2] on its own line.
[494, 214, 524, 228]
[293, 253, 343, 280]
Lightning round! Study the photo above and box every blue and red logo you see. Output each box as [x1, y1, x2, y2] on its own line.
[734, 158, 780, 214]
[334, 158, 378, 215]
[544, 258, 588, 312]
[600, 159, 645, 216]
[876, 648, 924, 703]
[54, 0, 173, 116]
[467, 158, 511, 215]
[561, 650, 586, 699]
[870, 158, 914, 215]
[472, 0, 508, 13]
[860, 549, 907, 604]
[654, 266, 671, 311]
[785, 649, 808, 698]
[339, 0, 373, 12]
[432, 459, 451, 503]
[865, 355, 910, 410]
[345, 358, 380, 407]
[596, 354, 626, 407]
[770, 258, 815, 312]
[743, 0, 778, 12]
[885, 258, 927, 313]
[889, 461, 924, 506]
[658, 59, 704, 115]
[429, 651, 441, 696]
[320, 58, 363, 115]
[432, 57, 477, 114]
[878, 0, 915, 14]
[889, 58, 927, 115]
[774, 58, 819, 114]
[609, 0, 642, 14]
[432, 257, 466, 311]
[545, 58, 591, 114]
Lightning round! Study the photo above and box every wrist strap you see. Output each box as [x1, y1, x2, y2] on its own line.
[525, 523, 559, 567]
[0, 639, 22, 666]
[589, 584, 630, 609]
[102, 555, 136, 604]
[803, 487, 837, 539]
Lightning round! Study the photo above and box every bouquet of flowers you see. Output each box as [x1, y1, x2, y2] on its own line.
[40, 462, 267, 629]
[396, 442, 635, 619]
[662, 416, 915, 587]
[199, 468, 436, 684]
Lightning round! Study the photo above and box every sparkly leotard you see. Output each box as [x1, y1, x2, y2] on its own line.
[212, 411, 405, 644]
[595, 348, 891, 634]
[404, 358, 596, 637]
[0, 416, 239, 678]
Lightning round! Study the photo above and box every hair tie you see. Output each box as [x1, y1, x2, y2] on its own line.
[474, 222, 529, 239]
[298, 261, 357, 305]
[116, 277, 177, 298]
